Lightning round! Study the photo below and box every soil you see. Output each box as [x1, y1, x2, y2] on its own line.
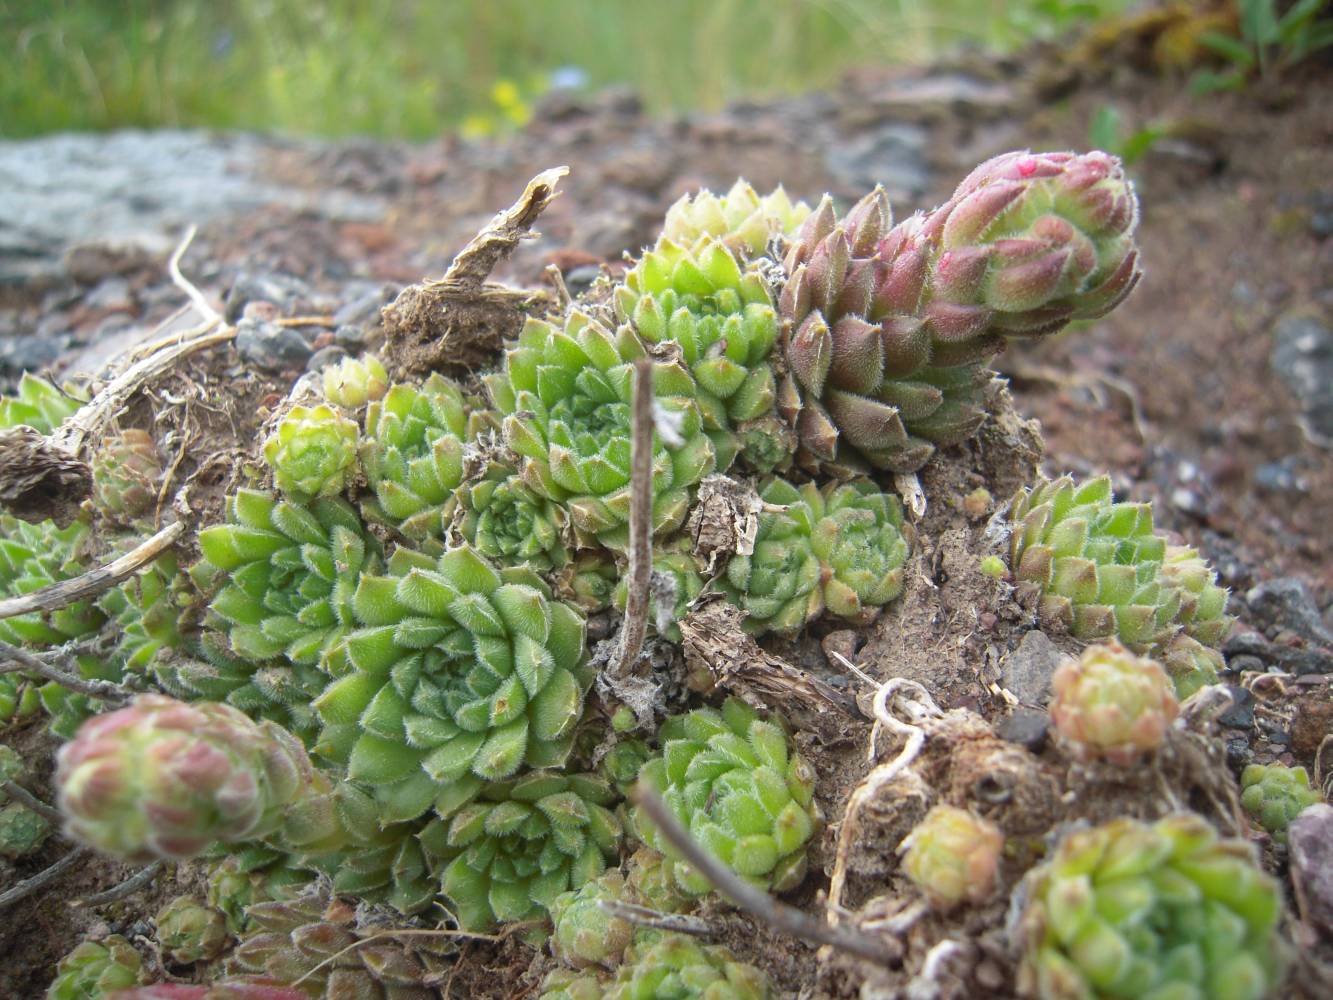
[0, 17, 1330, 1000]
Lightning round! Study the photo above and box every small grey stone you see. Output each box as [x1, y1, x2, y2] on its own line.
[1245, 577, 1333, 647]
[1254, 458, 1308, 494]
[83, 276, 134, 313]
[0, 331, 72, 376]
[333, 324, 368, 349]
[824, 122, 931, 202]
[996, 708, 1049, 751]
[1217, 685, 1255, 729]
[1270, 310, 1333, 442]
[333, 282, 398, 328]
[234, 316, 314, 372]
[1001, 630, 1064, 705]
[306, 346, 349, 373]
[1224, 736, 1254, 769]
[565, 265, 602, 299]
[224, 270, 312, 324]
[1289, 804, 1333, 937]
[1224, 631, 1333, 676]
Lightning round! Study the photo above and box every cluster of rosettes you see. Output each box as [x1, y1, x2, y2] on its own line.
[1006, 475, 1232, 695]
[1240, 763, 1322, 842]
[723, 477, 910, 634]
[541, 932, 772, 1000]
[1019, 814, 1286, 1000]
[633, 698, 819, 895]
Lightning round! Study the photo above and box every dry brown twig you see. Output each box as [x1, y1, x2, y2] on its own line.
[597, 899, 716, 936]
[0, 847, 90, 910]
[0, 638, 133, 703]
[70, 861, 165, 908]
[609, 358, 654, 680]
[633, 786, 901, 966]
[1, 780, 63, 824]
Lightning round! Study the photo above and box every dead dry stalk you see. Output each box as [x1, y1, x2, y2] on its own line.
[609, 358, 654, 679]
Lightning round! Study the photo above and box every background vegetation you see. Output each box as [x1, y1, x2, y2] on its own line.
[1, 0, 1132, 139]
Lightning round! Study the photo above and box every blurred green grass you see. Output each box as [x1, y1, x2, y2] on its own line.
[0, 0, 1131, 139]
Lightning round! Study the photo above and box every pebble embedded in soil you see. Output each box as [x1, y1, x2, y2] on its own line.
[1289, 804, 1333, 938]
[1000, 629, 1063, 706]
[1244, 577, 1333, 648]
[234, 313, 316, 372]
[996, 708, 1049, 751]
[1269, 309, 1333, 443]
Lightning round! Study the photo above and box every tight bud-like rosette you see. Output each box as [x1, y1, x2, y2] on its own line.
[93, 429, 163, 526]
[778, 151, 1139, 473]
[419, 771, 622, 929]
[227, 892, 451, 997]
[155, 896, 229, 964]
[1159, 545, 1232, 647]
[615, 238, 780, 467]
[193, 490, 379, 671]
[360, 373, 468, 543]
[1049, 642, 1179, 765]
[723, 478, 909, 634]
[1240, 763, 1321, 843]
[262, 404, 359, 502]
[452, 465, 571, 572]
[550, 870, 635, 970]
[322, 354, 388, 408]
[48, 936, 144, 999]
[1019, 814, 1286, 1000]
[487, 312, 716, 551]
[634, 698, 819, 895]
[1008, 476, 1181, 653]
[0, 372, 83, 433]
[607, 934, 771, 1000]
[314, 545, 590, 822]
[660, 178, 811, 260]
[899, 804, 1003, 909]
[57, 695, 342, 862]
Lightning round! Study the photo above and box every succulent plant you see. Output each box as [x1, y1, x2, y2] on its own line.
[608, 933, 772, 1000]
[155, 896, 230, 964]
[418, 770, 622, 930]
[722, 478, 908, 634]
[553, 552, 620, 615]
[360, 374, 468, 543]
[899, 804, 1003, 909]
[633, 698, 819, 895]
[208, 855, 315, 935]
[613, 544, 705, 642]
[1048, 642, 1179, 766]
[486, 312, 715, 550]
[452, 465, 571, 572]
[777, 151, 1139, 473]
[226, 892, 451, 999]
[1007, 476, 1183, 654]
[192, 490, 378, 671]
[600, 739, 653, 797]
[262, 404, 359, 503]
[56, 695, 345, 862]
[614, 238, 780, 466]
[1240, 763, 1322, 843]
[99, 552, 188, 674]
[0, 799, 51, 857]
[623, 847, 692, 916]
[314, 545, 590, 821]
[47, 936, 144, 1000]
[152, 633, 326, 748]
[538, 969, 609, 1000]
[660, 178, 812, 260]
[323, 354, 389, 408]
[0, 514, 104, 646]
[1159, 545, 1232, 647]
[92, 429, 163, 526]
[0, 672, 41, 727]
[1019, 813, 1286, 1000]
[1159, 634, 1222, 701]
[0, 372, 83, 433]
[550, 870, 635, 969]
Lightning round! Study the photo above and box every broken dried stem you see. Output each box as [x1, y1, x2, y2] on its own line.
[0, 520, 184, 622]
[0, 848, 90, 910]
[0, 638, 134, 703]
[633, 786, 901, 966]
[1, 781, 63, 824]
[610, 358, 654, 679]
[598, 899, 716, 937]
[71, 861, 164, 908]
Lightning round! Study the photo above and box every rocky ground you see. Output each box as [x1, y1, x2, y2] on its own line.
[1, 25, 1330, 999]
